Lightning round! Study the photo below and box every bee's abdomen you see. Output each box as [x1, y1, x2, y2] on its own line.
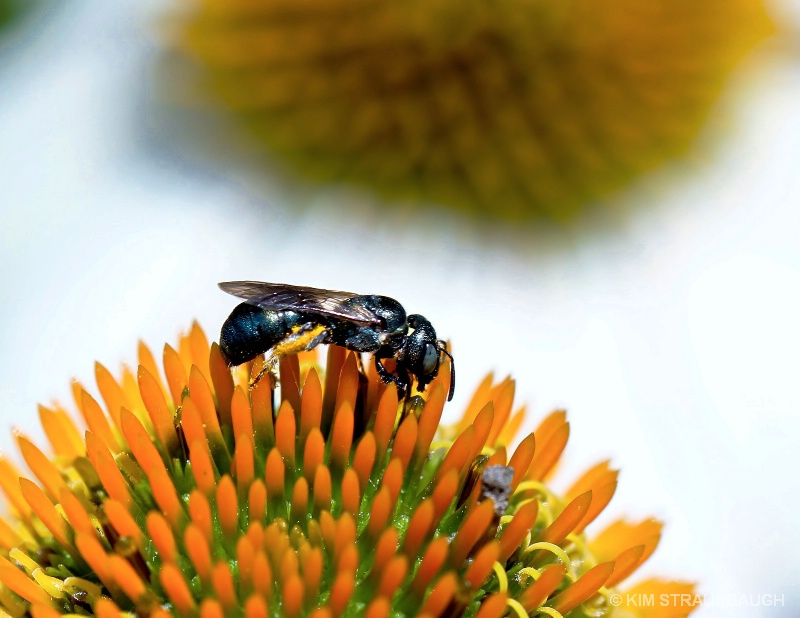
[219, 302, 292, 366]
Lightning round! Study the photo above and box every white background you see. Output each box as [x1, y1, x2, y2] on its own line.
[1, 2, 799, 616]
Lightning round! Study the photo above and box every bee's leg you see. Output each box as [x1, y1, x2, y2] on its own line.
[342, 330, 381, 376]
[398, 367, 411, 400]
[354, 352, 366, 375]
[374, 355, 397, 386]
[249, 355, 279, 390]
[343, 330, 380, 352]
[249, 323, 329, 390]
[375, 356, 409, 398]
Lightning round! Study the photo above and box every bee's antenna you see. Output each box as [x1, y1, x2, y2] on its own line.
[437, 340, 456, 401]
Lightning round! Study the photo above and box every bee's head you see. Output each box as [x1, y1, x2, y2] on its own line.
[401, 315, 455, 400]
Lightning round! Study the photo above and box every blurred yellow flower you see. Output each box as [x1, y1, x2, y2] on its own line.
[0, 323, 697, 617]
[173, 0, 772, 220]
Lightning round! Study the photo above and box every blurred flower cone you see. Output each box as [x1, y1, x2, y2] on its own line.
[0, 322, 698, 617]
[173, 0, 773, 221]
[0, 0, 25, 31]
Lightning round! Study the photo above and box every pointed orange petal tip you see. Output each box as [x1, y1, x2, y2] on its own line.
[459, 373, 495, 431]
[329, 570, 356, 617]
[469, 402, 495, 458]
[95, 360, 128, 425]
[435, 426, 474, 485]
[450, 499, 495, 567]
[231, 385, 254, 445]
[591, 518, 664, 564]
[300, 367, 323, 437]
[212, 561, 237, 612]
[341, 467, 361, 515]
[528, 420, 569, 480]
[217, 475, 239, 538]
[393, 413, 418, 470]
[465, 541, 500, 588]
[160, 562, 197, 617]
[519, 562, 567, 610]
[336, 543, 361, 578]
[373, 386, 399, 457]
[566, 460, 617, 499]
[474, 593, 508, 618]
[550, 561, 615, 614]
[17, 433, 68, 500]
[244, 595, 269, 618]
[498, 499, 538, 562]
[432, 468, 459, 520]
[378, 555, 407, 598]
[421, 571, 458, 617]
[147, 512, 177, 563]
[301, 426, 325, 480]
[605, 544, 646, 588]
[486, 378, 514, 445]
[188, 321, 211, 376]
[189, 489, 214, 543]
[403, 499, 434, 559]
[496, 406, 525, 447]
[574, 480, 617, 534]
[413, 538, 449, 596]
[416, 383, 445, 458]
[352, 431, 377, 489]
[275, 400, 296, 466]
[329, 402, 354, 470]
[365, 597, 390, 618]
[541, 490, 592, 546]
[367, 486, 393, 540]
[108, 554, 148, 604]
[93, 599, 124, 618]
[508, 432, 536, 489]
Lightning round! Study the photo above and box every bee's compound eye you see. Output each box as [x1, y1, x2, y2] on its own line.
[422, 343, 438, 375]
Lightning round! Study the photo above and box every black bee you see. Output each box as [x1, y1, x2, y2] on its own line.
[218, 281, 455, 400]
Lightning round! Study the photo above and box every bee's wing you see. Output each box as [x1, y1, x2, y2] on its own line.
[218, 281, 380, 326]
